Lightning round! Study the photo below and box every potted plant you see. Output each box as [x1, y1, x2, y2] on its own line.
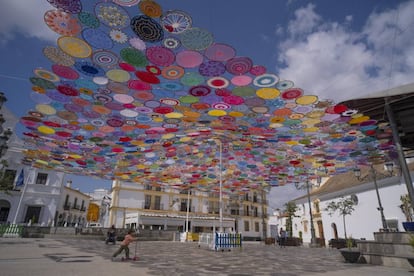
[338, 236, 361, 263]
[400, 194, 414, 231]
[325, 196, 360, 263]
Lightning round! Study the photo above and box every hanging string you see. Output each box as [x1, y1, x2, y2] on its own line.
[0, 73, 27, 81]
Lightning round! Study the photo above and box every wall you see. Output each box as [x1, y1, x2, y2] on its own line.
[320, 184, 408, 242]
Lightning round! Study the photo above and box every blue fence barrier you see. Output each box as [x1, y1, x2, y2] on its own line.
[214, 232, 242, 251]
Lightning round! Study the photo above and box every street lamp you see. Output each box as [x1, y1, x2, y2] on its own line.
[208, 138, 224, 232]
[295, 176, 320, 247]
[353, 162, 394, 231]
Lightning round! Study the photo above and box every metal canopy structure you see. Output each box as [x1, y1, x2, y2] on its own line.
[340, 90, 414, 154]
[17, 0, 398, 196]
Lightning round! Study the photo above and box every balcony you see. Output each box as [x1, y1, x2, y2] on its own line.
[63, 203, 71, 210]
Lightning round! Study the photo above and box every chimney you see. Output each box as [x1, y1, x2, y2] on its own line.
[66, 180, 72, 188]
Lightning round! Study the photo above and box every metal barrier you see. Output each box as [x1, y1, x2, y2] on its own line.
[1, 224, 23, 238]
[198, 232, 242, 251]
[198, 233, 215, 250]
[215, 232, 242, 251]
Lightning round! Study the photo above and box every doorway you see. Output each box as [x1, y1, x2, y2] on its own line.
[24, 206, 41, 223]
[0, 199, 11, 223]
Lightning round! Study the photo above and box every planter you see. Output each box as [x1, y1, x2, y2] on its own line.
[403, 222, 414, 232]
[407, 257, 414, 267]
[339, 249, 361, 263]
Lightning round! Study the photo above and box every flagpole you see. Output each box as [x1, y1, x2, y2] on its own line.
[13, 168, 32, 224]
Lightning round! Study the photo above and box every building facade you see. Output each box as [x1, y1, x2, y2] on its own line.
[289, 163, 414, 246]
[55, 181, 91, 227]
[108, 180, 269, 240]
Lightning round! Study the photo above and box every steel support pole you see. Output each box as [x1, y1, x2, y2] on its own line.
[307, 180, 317, 246]
[384, 100, 414, 209]
[370, 165, 388, 230]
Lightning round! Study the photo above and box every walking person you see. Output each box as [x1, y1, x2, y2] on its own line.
[112, 230, 137, 261]
[279, 227, 287, 248]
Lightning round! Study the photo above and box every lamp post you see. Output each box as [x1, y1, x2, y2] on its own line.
[295, 176, 320, 247]
[353, 163, 394, 231]
[208, 138, 223, 232]
[218, 139, 223, 232]
[185, 187, 190, 241]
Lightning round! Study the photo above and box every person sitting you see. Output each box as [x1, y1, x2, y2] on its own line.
[106, 225, 116, 244]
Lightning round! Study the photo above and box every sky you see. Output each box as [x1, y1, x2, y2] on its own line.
[0, 0, 413, 207]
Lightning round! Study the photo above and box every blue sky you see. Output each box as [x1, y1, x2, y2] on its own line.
[0, 0, 413, 205]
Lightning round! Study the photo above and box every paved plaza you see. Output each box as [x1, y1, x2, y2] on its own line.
[0, 238, 412, 275]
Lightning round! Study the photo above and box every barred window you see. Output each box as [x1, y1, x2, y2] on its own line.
[255, 222, 260, 232]
[35, 173, 48, 185]
[244, 221, 249, 231]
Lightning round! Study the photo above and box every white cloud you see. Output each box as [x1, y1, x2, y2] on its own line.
[287, 4, 322, 38]
[276, 0, 414, 103]
[269, 185, 306, 209]
[0, 0, 58, 43]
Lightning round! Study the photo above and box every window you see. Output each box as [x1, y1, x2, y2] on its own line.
[180, 198, 191, 212]
[24, 206, 41, 223]
[255, 222, 260, 232]
[73, 198, 78, 209]
[144, 195, 151, 209]
[244, 205, 250, 216]
[64, 195, 70, 210]
[154, 196, 161, 210]
[244, 221, 249, 231]
[35, 173, 48, 185]
[314, 201, 320, 213]
[253, 192, 258, 203]
[253, 207, 258, 217]
[208, 201, 219, 214]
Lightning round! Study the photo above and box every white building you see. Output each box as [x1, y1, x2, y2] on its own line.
[290, 162, 414, 246]
[0, 106, 72, 228]
[87, 188, 112, 227]
[55, 181, 91, 227]
[108, 180, 269, 240]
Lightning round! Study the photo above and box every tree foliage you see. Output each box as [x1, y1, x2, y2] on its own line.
[284, 201, 299, 237]
[0, 160, 14, 192]
[400, 194, 413, 222]
[325, 196, 356, 239]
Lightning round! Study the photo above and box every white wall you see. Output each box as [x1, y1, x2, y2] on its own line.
[320, 184, 408, 242]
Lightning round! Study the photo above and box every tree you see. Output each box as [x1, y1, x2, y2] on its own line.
[283, 201, 299, 238]
[325, 196, 356, 239]
[400, 194, 413, 222]
[0, 160, 15, 193]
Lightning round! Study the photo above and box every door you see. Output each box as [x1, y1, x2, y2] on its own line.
[0, 200, 11, 223]
[317, 220, 325, 247]
[24, 206, 41, 223]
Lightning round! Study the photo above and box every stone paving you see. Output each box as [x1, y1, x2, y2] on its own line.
[0, 238, 412, 275]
